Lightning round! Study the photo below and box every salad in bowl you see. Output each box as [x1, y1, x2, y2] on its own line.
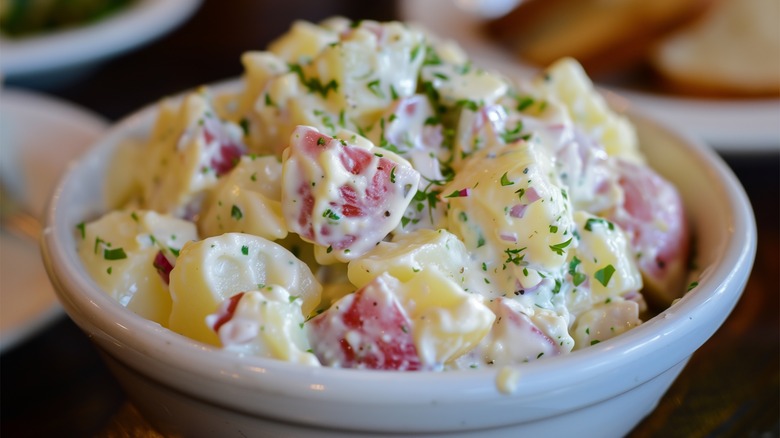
[41, 16, 754, 437]
[74, 17, 689, 372]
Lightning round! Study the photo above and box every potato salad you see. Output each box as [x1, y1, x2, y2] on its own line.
[77, 18, 689, 371]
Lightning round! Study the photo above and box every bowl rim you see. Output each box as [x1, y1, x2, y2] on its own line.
[41, 79, 757, 407]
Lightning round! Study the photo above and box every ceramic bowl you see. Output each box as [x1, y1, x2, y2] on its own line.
[40, 84, 756, 437]
[0, 0, 202, 88]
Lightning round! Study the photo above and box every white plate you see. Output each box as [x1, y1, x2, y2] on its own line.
[0, 88, 108, 352]
[0, 0, 202, 84]
[399, 0, 780, 152]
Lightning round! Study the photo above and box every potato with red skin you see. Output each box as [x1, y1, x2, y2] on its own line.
[480, 298, 568, 365]
[168, 233, 322, 346]
[76, 210, 197, 327]
[607, 159, 689, 306]
[207, 287, 320, 365]
[141, 91, 247, 220]
[281, 126, 420, 262]
[308, 273, 422, 370]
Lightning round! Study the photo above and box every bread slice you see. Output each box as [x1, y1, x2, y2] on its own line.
[486, 0, 713, 78]
[650, 0, 780, 97]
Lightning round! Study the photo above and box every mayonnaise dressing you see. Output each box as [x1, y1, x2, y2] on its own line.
[78, 18, 689, 375]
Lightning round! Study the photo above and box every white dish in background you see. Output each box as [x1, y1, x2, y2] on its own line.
[0, 88, 108, 353]
[0, 0, 202, 86]
[399, 0, 780, 153]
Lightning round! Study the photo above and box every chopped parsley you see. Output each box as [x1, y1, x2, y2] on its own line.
[76, 222, 86, 239]
[410, 44, 422, 62]
[551, 278, 562, 294]
[455, 99, 479, 112]
[584, 218, 615, 232]
[504, 247, 528, 266]
[367, 79, 384, 98]
[516, 96, 535, 111]
[444, 188, 470, 198]
[390, 84, 399, 100]
[500, 121, 529, 143]
[594, 264, 616, 287]
[288, 63, 338, 97]
[500, 172, 514, 186]
[231, 205, 243, 220]
[422, 45, 442, 66]
[103, 247, 127, 260]
[322, 209, 341, 221]
[568, 256, 587, 286]
[239, 118, 250, 136]
[549, 238, 573, 256]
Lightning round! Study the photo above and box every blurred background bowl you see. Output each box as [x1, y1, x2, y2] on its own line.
[0, 0, 202, 89]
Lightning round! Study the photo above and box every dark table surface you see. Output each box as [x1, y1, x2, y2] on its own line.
[2, 1, 778, 437]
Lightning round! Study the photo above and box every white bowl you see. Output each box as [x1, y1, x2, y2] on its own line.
[0, 0, 202, 87]
[40, 83, 756, 437]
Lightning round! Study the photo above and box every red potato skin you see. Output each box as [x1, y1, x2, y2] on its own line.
[609, 159, 689, 303]
[493, 298, 561, 361]
[308, 276, 423, 370]
[202, 118, 246, 177]
[209, 292, 245, 333]
[284, 126, 419, 253]
[152, 251, 174, 285]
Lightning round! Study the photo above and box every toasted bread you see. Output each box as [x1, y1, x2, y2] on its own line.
[486, 0, 713, 78]
[650, 0, 780, 97]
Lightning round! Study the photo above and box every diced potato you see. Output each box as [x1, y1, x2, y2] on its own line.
[281, 126, 420, 262]
[309, 20, 425, 127]
[421, 62, 508, 108]
[207, 286, 320, 366]
[308, 273, 422, 370]
[198, 155, 287, 240]
[442, 142, 574, 296]
[140, 90, 246, 217]
[168, 233, 321, 345]
[268, 20, 341, 64]
[76, 210, 197, 326]
[606, 159, 689, 307]
[473, 298, 572, 367]
[397, 269, 495, 367]
[536, 58, 642, 162]
[347, 228, 476, 290]
[570, 211, 643, 300]
[571, 299, 641, 349]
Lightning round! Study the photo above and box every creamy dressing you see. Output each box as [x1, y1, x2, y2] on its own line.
[78, 18, 689, 380]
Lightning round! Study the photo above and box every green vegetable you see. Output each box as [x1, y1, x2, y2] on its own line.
[584, 218, 615, 232]
[549, 238, 573, 256]
[500, 172, 514, 186]
[594, 264, 616, 286]
[231, 205, 243, 220]
[103, 247, 127, 261]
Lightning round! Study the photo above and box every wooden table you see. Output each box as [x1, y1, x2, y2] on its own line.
[2, 1, 778, 436]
